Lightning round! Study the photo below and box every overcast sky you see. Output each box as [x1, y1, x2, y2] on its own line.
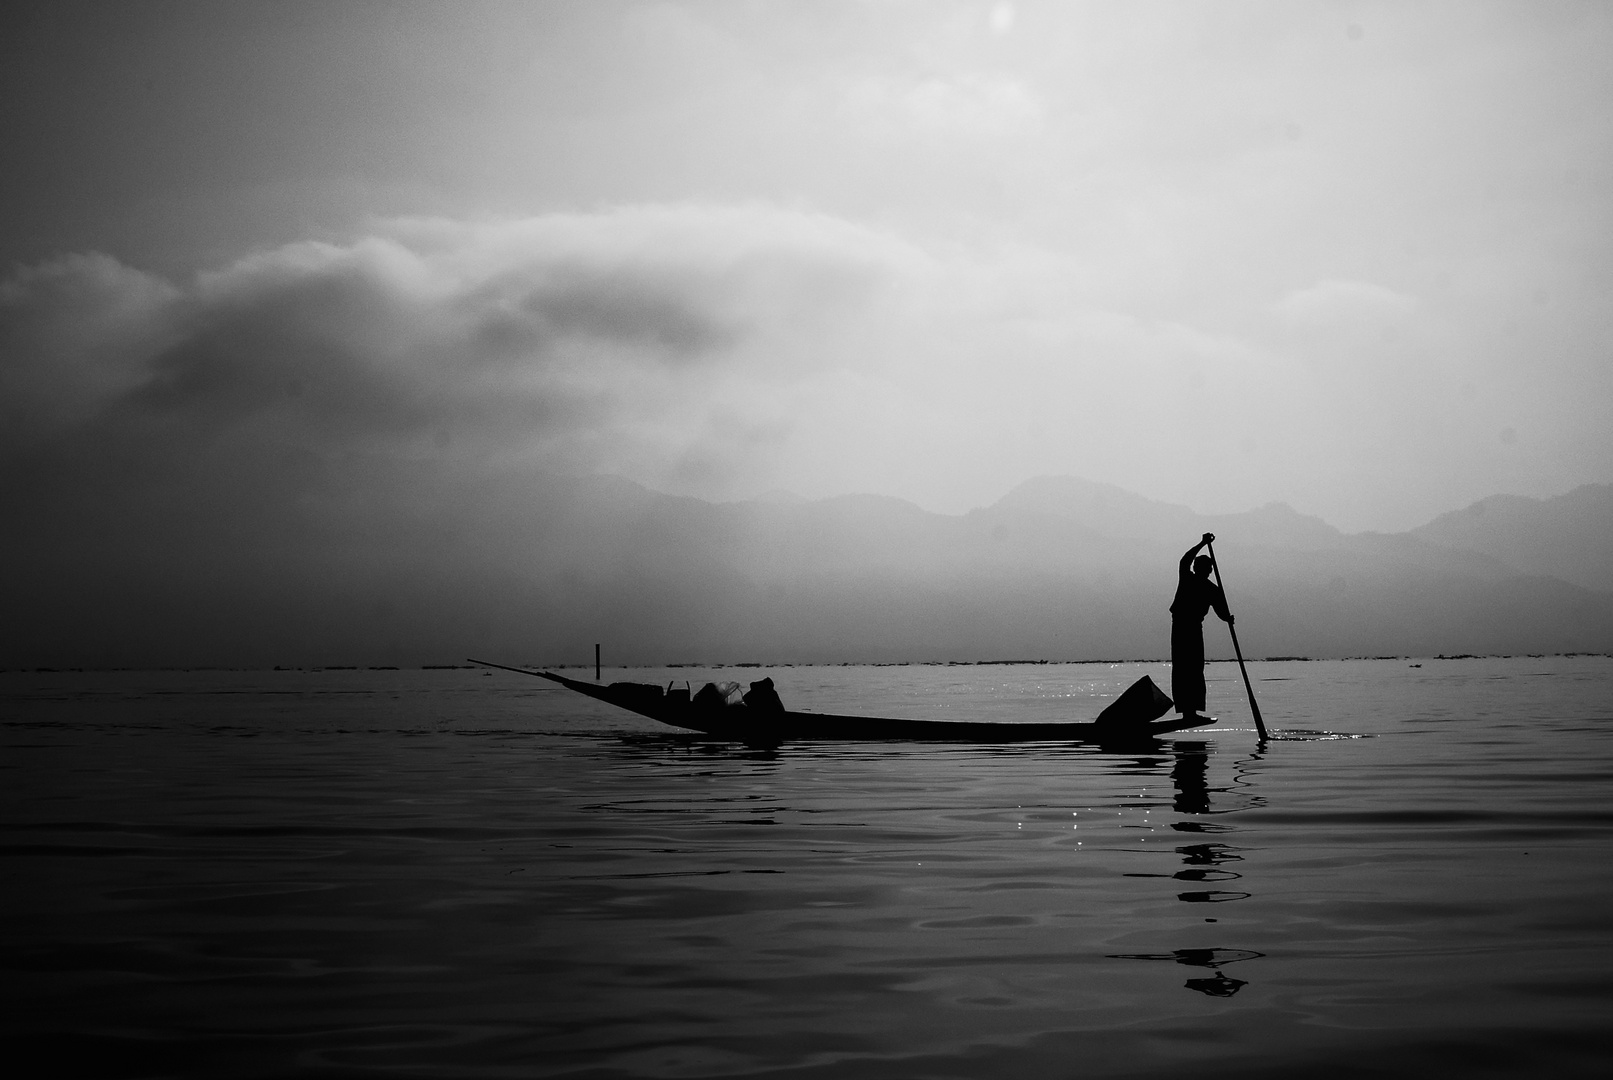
[3, 0, 1610, 533]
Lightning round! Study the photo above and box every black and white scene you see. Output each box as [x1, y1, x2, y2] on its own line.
[3, 3, 1612, 1077]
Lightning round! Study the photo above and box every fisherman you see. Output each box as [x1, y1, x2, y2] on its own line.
[1171, 533, 1234, 721]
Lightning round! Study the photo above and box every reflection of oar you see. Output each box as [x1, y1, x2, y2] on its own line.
[1204, 539, 1269, 742]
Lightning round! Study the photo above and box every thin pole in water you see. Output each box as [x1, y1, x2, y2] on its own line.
[1205, 539, 1269, 742]
[595, 644, 601, 683]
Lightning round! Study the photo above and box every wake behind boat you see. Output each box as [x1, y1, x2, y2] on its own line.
[470, 660, 1213, 744]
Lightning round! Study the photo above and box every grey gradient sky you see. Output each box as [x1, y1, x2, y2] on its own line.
[3, 0, 1610, 533]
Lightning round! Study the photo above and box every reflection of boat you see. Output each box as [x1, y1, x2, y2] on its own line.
[473, 660, 1213, 743]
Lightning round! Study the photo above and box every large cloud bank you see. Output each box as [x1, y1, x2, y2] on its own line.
[5, 202, 1451, 522]
[4, 207, 904, 496]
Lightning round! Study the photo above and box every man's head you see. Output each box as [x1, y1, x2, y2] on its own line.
[1193, 555, 1213, 577]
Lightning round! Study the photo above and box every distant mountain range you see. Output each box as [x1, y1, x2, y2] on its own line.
[1410, 484, 1613, 593]
[5, 471, 1610, 667]
[492, 474, 1613, 665]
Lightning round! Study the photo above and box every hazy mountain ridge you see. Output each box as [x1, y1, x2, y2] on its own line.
[5, 468, 1610, 667]
[519, 473, 1613, 664]
[1410, 484, 1613, 592]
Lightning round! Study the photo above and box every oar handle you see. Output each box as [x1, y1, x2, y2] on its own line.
[1204, 540, 1269, 742]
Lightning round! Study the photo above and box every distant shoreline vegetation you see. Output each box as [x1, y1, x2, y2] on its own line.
[8, 653, 1611, 674]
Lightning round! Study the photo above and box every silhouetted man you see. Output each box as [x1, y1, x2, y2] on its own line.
[1171, 533, 1233, 721]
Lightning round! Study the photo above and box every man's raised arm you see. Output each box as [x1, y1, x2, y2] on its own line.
[1180, 532, 1214, 573]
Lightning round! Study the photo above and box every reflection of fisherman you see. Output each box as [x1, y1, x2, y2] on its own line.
[1171, 533, 1233, 721]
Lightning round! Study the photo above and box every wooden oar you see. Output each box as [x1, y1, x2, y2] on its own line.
[468, 657, 547, 678]
[1204, 539, 1269, 742]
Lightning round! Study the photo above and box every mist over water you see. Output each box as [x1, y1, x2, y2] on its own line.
[4, 657, 1611, 1077]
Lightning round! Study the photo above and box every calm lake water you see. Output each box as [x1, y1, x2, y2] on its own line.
[4, 657, 1612, 1078]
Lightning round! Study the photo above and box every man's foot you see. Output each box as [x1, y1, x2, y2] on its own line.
[1179, 711, 1210, 723]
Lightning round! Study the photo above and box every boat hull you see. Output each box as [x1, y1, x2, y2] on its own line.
[523, 668, 1213, 744]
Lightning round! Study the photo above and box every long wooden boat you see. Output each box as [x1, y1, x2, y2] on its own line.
[472, 660, 1214, 744]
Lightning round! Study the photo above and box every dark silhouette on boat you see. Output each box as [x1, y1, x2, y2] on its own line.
[471, 660, 1213, 744]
